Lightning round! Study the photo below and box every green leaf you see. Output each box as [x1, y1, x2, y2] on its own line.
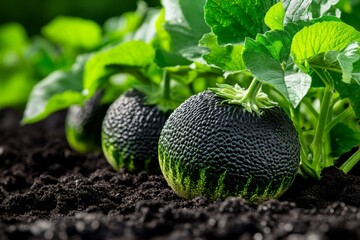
[265, 2, 285, 30]
[22, 55, 88, 124]
[283, 0, 340, 24]
[323, 42, 360, 84]
[334, 80, 360, 118]
[84, 40, 155, 96]
[204, 0, 277, 45]
[283, 0, 313, 23]
[243, 17, 343, 107]
[284, 71, 312, 107]
[243, 31, 291, 103]
[331, 123, 360, 157]
[42, 16, 102, 50]
[291, 21, 360, 66]
[162, 0, 210, 60]
[199, 33, 245, 72]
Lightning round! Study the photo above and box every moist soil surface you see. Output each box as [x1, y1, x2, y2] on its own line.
[1, 109, 360, 240]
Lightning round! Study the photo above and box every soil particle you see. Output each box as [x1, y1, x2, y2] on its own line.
[1, 109, 360, 239]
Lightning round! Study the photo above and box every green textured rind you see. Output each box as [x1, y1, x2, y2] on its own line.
[65, 90, 109, 154]
[102, 89, 169, 174]
[66, 123, 100, 154]
[158, 90, 300, 202]
[159, 145, 294, 202]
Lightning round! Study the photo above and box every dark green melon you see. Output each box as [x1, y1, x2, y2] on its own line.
[158, 91, 300, 202]
[102, 89, 169, 173]
[65, 90, 109, 154]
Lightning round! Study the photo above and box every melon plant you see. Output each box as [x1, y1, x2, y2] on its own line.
[157, 0, 360, 201]
[159, 90, 300, 202]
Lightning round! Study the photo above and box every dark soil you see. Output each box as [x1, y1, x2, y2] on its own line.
[1, 109, 360, 240]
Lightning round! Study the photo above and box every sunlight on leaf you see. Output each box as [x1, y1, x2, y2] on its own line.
[265, 2, 285, 30]
[291, 21, 360, 64]
[284, 72, 312, 107]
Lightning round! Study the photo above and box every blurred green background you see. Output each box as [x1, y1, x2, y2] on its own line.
[0, 0, 160, 35]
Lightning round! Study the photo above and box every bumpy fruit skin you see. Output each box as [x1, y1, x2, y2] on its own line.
[102, 89, 169, 173]
[159, 91, 300, 202]
[65, 90, 109, 154]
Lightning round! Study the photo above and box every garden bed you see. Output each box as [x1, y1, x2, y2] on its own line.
[1, 109, 360, 239]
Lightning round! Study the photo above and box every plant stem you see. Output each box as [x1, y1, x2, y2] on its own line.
[300, 158, 319, 179]
[126, 68, 150, 83]
[324, 99, 334, 168]
[302, 98, 319, 119]
[290, 106, 310, 160]
[265, 85, 290, 110]
[244, 78, 262, 101]
[325, 107, 353, 135]
[340, 148, 360, 174]
[311, 64, 343, 74]
[210, 78, 277, 115]
[310, 86, 333, 178]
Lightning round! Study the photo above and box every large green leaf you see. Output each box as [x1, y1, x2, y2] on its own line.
[291, 21, 360, 65]
[243, 31, 312, 107]
[199, 33, 245, 72]
[162, 0, 210, 60]
[243, 18, 338, 107]
[22, 55, 88, 124]
[84, 40, 155, 96]
[204, 0, 277, 45]
[42, 16, 102, 50]
[243, 28, 311, 107]
[290, 21, 360, 115]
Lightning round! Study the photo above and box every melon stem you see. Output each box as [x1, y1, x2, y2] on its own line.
[209, 78, 278, 115]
